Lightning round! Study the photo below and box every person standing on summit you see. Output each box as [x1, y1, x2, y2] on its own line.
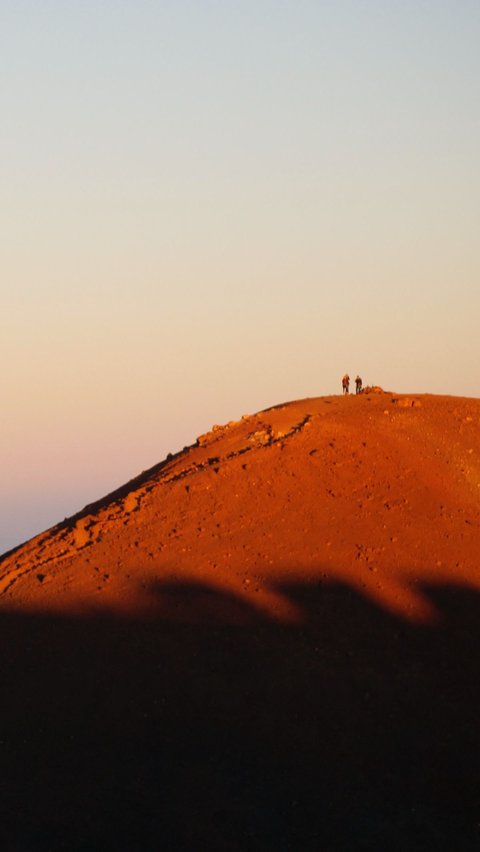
[342, 374, 350, 394]
[355, 375, 363, 394]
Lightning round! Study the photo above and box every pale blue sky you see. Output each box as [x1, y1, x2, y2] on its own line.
[2, 1, 480, 552]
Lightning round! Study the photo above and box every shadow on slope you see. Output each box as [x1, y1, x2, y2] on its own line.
[0, 576, 479, 851]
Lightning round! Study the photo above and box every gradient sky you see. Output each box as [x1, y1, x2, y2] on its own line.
[2, 1, 480, 553]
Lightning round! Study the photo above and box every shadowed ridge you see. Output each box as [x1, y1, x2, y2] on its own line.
[0, 576, 479, 851]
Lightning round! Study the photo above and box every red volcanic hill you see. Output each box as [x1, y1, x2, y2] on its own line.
[2, 391, 480, 620]
[1, 392, 480, 851]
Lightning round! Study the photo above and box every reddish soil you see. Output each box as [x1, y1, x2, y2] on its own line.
[1, 392, 479, 850]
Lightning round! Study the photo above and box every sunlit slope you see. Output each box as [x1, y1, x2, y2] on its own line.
[1, 392, 479, 621]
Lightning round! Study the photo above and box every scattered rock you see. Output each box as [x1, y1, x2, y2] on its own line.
[393, 397, 422, 408]
[248, 429, 272, 446]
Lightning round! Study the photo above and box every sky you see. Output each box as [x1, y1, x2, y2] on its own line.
[2, 0, 480, 553]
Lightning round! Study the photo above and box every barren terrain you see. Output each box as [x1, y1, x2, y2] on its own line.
[1, 391, 479, 850]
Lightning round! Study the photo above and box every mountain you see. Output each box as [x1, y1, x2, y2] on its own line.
[1, 392, 479, 851]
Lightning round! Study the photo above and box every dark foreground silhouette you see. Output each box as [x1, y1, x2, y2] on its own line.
[0, 576, 479, 851]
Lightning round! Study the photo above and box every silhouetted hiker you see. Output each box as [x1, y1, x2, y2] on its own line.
[355, 375, 362, 394]
[342, 374, 350, 394]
